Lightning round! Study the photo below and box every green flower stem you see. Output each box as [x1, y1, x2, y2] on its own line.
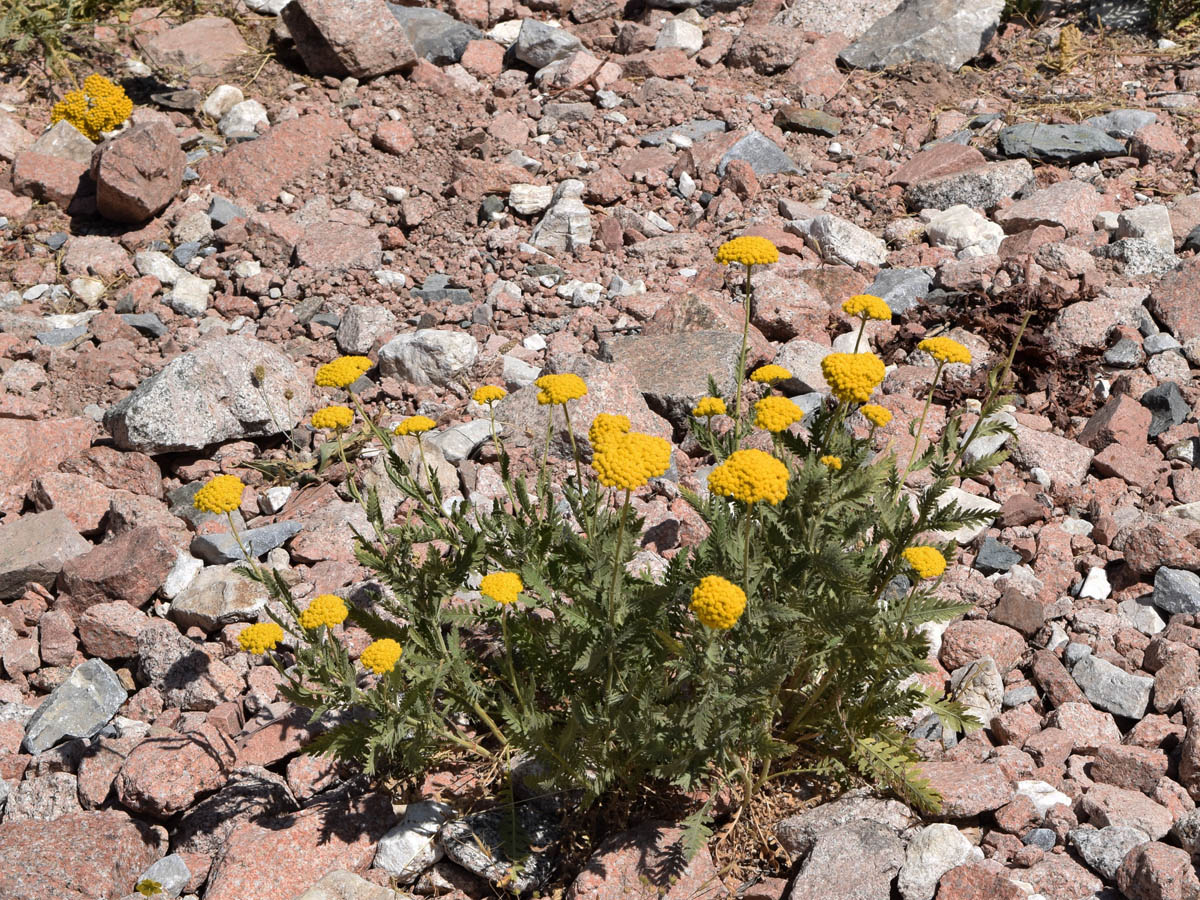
[742, 503, 754, 595]
[733, 263, 753, 424]
[225, 510, 258, 575]
[539, 411, 553, 486]
[561, 402, 585, 490]
[605, 487, 632, 694]
[852, 315, 867, 353]
[901, 361, 945, 483]
[334, 428, 365, 505]
[500, 608, 528, 717]
[414, 434, 435, 497]
[487, 405, 519, 511]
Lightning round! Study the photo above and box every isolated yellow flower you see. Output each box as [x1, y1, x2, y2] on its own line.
[238, 622, 284, 655]
[750, 365, 792, 384]
[299, 594, 348, 630]
[480, 571, 523, 606]
[918, 336, 972, 366]
[715, 235, 779, 267]
[861, 404, 892, 428]
[360, 638, 403, 674]
[473, 385, 507, 405]
[903, 546, 947, 580]
[842, 294, 892, 321]
[311, 405, 353, 430]
[589, 412, 631, 451]
[193, 474, 245, 514]
[593, 431, 672, 491]
[536, 373, 588, 405]
[315, 356, 372, 388]
[394, 415, 436, 436]
[692, 396, 727, 418]
[50, 74, 132, 140]
[708, 449, 789, 506]
[820, 455, 842, 471]
[754, 396, 803, 433]
[691, 576, 747, 630]
[821, 352, 886, 405]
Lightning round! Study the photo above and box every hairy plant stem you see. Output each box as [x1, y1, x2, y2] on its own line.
[605, 488, 632, 696]
[733, 263, 753, 423]
[742, 504, 754, 595]
[487, 406, 519, 511]
[225, 511, 257, 573]
[900, 361, 945, 484]
[852, 316, 867, 353]
[540, 413, 553, 486]
[334, 428, 364, 505]
[562, 403, 584, 490]
[500, 609, 528, 717]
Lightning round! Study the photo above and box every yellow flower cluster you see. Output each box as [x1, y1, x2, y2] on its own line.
[918, 336, 972, 366]
[361, 638, 403, 674]
[394, 415, 436, 436]
[750, 365, 792, 384]
[842, 294, 892, 321]
[861, 404, 892, 428]
[473, 385, 507, 405]
[536, 373, 588, 406]
[312, 405, 353, 430]
[480, 571, 523, 605]
[299, 594, 348, 630]
[692, 396, 726, 418]
[594, 431, 672, 491]
[691, 575, 747, 630]
[239, 622, 284, 655]
[715, 235, 779, 267]
[903, 546, 947, 580]
[820, 455, 842, 471]
[193, 475, 244, 514]
[821, 352, 886, 405]
[709, 449, 789, 506]
[754, 396, 803, 433]
[50, 74, 133, 141]
[589, 412, 631, 450]
[315, 356, 372, 388]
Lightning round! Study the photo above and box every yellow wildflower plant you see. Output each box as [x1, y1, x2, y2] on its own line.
[394, 415, 436, 436]
[753, 396, 803, 433]
[821, 352, 886, 405]
[861, 404, 893, 428]
[750, 364, 792, 385]
[708, 449, 789, 505]
[193, 474, 245, 514]
[315, 356, 372, 389]
[715, 235, 779, 267]
[480, 571, 523, 606]
[820, 455, 843, 471]
[50, 74, 133, 140]
[473, 385, 507, 405]
[691, 575, 747, 630]
[238, 622, 284, 655]
[311, 405, 353, 431]
[593, 431, 672, 491]
[299, 594, 349, 630]
[692, 396, 727, 418]
[361, 638, 403, 674]
[903, 546, 948, 580]
[536, 373, 588, 406]
[589, 412, 631, 449]
[842, 294, 892, 321]
[918, 336, 972, 366]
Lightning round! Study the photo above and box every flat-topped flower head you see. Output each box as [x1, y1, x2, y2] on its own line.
[918, 336, 972, 366]
[239, 622, 284, 655]
[473, 385, 507, 405]
[51, 74, 132, 140]
[821, 352, 886, 405]
[394, 415, 436, 436]
[691, 575, 747, 630]
[480, 571, 523, 606]
[589, 412, 631, 453]
[750, 364, 792, 385]
[708, 449, 789, 505]
[820, 455, 842, 471]
[692, 396, 726, 418]
[861, 404, 892, 428]
[299, 594, 349, 630]
[311, 405, 353, 431]
[593, 431, 672, 491]
[842, 294, 892, 321]
[193, 474, 244, 514]
[903, 546, 947, 580]
[715, 235, 779, 267]
[536, 373, 588, 406]
[754, 396, 803, 433]
[315, 355, 372, 389]
[361, 638, 403, 674]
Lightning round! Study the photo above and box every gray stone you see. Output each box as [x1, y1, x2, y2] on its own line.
[1152, 567, 1200, 615]
[0, 509, 91, 599]
[905, 159, 1033, 211]
[839, 0, 1004, 72]
[374, 800, 453, 883]
[717, 130, 802, 177]
[655, 18, 703, 55]
[137, 853, 191, 899]
[1071, 652, 1154, 718]
[866, 268, 932, 315]
[1070, 825, 1149, 881]
[22, 658, 127, 754]
[104, 335, 312, 454]
[1085, 109, 1158, 139]
[294, 870, 395, 900]
[530, 179, 592, 253]
[386, 4, 480, 64]
[1116, 204, 1174, 254]
[30, 120, 95, 164]
[897, 823, 979, 900]
[512, 19, 582, 69]
[997, 123, 1127, 164]
[792, 213, 888, 266]
[948, 656, 1003, 729]
[1096, 237, 1179, 276]
[166, 273, 212, 317]
[1144, 333, 1181, 355]
[336, 304, 397, 354]
[1002, 684, 1038, 708]
[440, 805, 560, 893]
[136, 622, 242, 711]
[427, 419, 492, 463]
[975, 536, 1022, 575]
[1104, 337, 1145, 368]
[170, 563, 269, 630]
[789, 819, 905, 900]
[189, 521, 303, 564]
[640, 119, 726, 147]
[208, 196, 246, 226]
[1142, 382, 1189, 439]
[36, 325, 87, 346]
[776, 790, 917, 857]
[922, 204, 1002, 257]
[378, 328, 480, 388]
[412, 273, 473, 305]
[1172, 807, 1200, 853]
[1, 772, 83, 824]
[1024, 828, 1056, 851]
[218, 99, 268, 140]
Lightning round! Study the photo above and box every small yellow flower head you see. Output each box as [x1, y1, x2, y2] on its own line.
[193, 474, 245, 514]
[842, 294, 892, 321]
[750, 364, 792, 385]
[238, 622, 284, 655]
[691, 575, 747, 630]
[298, 594, 349, 630]
[821, 352, 887, 405]
[588, 412, 631, 452]
[715, 236, 779, 267]
[394, 415, 436, 436]
[473, 385, 507, 405]
[311, 405, 353, 431]
[593, 431, 672, 491]
[820, 455, 843, 471]
[50, 74, 133, 141]
[861, 404, 893, 428]
[918, 336, 972, 366]
[692, 396, 727, 418]
[754, 396, 804, 433]
[314, 356, 372, 389]
[903, 546, 947, 580]
[708, 449, 789, 506]
[480, 571, 523, 606]
[361, 638, 403, 674]
[535, 373, 588, 406]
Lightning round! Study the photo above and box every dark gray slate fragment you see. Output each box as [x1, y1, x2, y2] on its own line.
[975, 536, 1022, 575]
[1141, 382, 1189, 439]
[22, 659, 127, 754]
[866, 268, 932, 315]
[189, 521, 304, 564]
[717, 130, 801, 177]
[839, 0, 1005, 73]
[386, 4, 480, 64]
[997, 123, 1126, 163]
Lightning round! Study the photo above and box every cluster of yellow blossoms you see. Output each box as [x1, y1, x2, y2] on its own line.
[299, 594, 349, 630]
[820, 455, 842, 471]
[361, 638, 403, 674]
[536, 373, 588, 406]
[691, 576, 747, 630]
[315, 356, 372, 389]
[709, 449, 789, 506]
[473, 385, 507, 405]
[861, 404, 893, 428]
[239, 622, 284, 655]
[821, 352, 887, 405]
[481, 571, 523, 606]
[51, 74, 133, 140]
[842, 294, 892, 321]
[918, 336, 972, 366]
[903, 546, 948, 580]
[715, 235, 780, 267]
[590, 414, 672, 491]
[312, 405, 353, 431]
[692, 396, 726, 418]
[750, 364, 792, 385]
[394, 415, 436, 436]
[754, 396, 803, 433]
[193, 474, 244, 514]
